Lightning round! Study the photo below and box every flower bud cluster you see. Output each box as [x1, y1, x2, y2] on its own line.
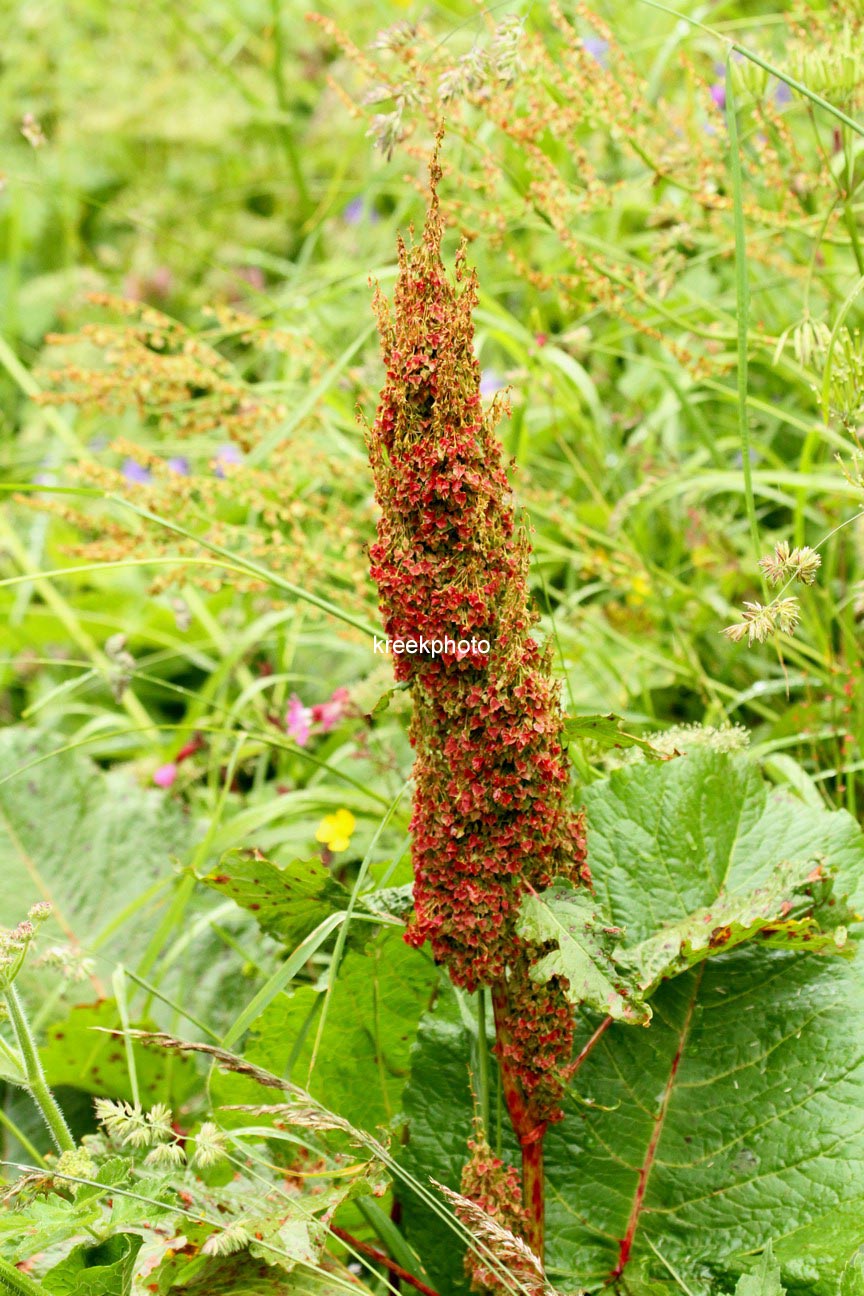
[95, 1098, 228, 1171]
[724, 538, 822, 647]
[459, 1131, 525, 1292]
[0, 903, 52, 990]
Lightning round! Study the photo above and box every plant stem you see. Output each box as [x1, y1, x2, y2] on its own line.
[521, 1135, 545, 1261]
[0, 1255, 48, 1295]
[476, 988, 490, 1136]
[490, 982, 546, 1264]
[5, 984, 74, 1155]
[0, 1106, 48, 1169]
[842, 123, 864, 277]
[725, 59, 763, 578]
[0, 517, 155, 734]
[329, 1225, 439, 1296]
[563, 1014, 613, 1080]
[270, 0, 310, 213]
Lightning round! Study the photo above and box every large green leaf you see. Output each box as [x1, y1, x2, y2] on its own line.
[199, 849, 350, 950]
[765, 1200, 864, 1295]
[41, 1231, 142, 1296]
[616, 856, 852, 994]
[516, 886, 649, 1023]
[0, 728, 267, 1044]
[40, 1000, 196, 1105]
[841, 1254, 864, 1296]
[154, 1248, 364, 1295]
[213, 928, 438, 1133]
[523, 857, 852, 1015]
[398, 752, 864, 1296]
[0, 728, 194, 962]
[563, 713, 662, 757]
[735, 1245, 785, 1296]
[583, 749, 864, 941]
[543, 949, 864, 1291]
[0, 1194, 104, 1265]
[200, 848, 409, 952]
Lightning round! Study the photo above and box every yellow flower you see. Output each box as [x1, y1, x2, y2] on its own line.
[626, 573, 651, 607]
[315, 809, 356, 853]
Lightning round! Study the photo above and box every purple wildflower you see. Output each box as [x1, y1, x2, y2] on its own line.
[213, 444, 243, 478]
[775, 81, 792, 106]
[343, 197, 365, 225]
[582, 36, 609, 65]
[167, 456, 191, 475]
[479, 369, 503, 399]
[122, 458, 152, 485]
[710, 82, 726, 110]
[343, 197, 379, 226]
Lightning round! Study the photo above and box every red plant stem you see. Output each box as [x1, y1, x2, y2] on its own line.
[563, 1014, 613, 1080]
[329, 1226, 439, 1296]
[490, 982, 547, 1263]
[390, 1197, 403, 1292]
[611, 974, 701, 1281]
[175, 733, 204, 763]
[521, 1133, 545, 1261]
[490, 983, 532, 1133]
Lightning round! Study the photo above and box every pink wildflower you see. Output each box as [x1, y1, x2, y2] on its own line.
[286, 694, 313, 746]
[311, 686, 350, 733]
[153, 762, 178, 789]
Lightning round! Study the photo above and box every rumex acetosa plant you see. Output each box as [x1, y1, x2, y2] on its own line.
[366, 148, 589, 1267]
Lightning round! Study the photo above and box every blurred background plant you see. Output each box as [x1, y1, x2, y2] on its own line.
[3, 0, 864, 1292]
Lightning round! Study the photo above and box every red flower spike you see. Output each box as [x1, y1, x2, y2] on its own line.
[365, 157, 589, 1122]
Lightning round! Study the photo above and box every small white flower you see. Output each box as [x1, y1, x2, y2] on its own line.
[144, 1141, 187, 1168]
[202, 1221, 251, 1257]
[758, 540, 821, 586]
[191, 1121, 227, 1169]
[20, 113, 47, 148]
[723, 601, 776, 646]
[146, 1103, 175, 1144]
[95, 1098, 176, 1149]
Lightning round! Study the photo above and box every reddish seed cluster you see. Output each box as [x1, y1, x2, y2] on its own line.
[461, 1133, 524, 1225]
[459, 1132, 525, 1292]
[367, 162, 588, 1118]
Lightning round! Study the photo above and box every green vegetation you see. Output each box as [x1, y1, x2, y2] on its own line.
[2, 2, 864, 1293]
